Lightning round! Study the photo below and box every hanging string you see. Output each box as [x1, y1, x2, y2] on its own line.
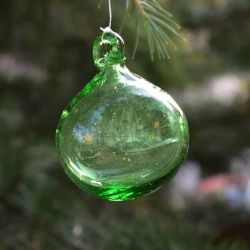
[108, 0, 112, 28]
[100, 0, 112, 33]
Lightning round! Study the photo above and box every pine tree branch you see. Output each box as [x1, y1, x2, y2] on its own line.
[55, 0, 184, 60]
[104, 0, 185, 60]
[133, 0, 148, 20]
[130, 0, 185, 60]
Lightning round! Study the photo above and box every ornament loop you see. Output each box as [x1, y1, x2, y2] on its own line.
[93, 27, 125, 69]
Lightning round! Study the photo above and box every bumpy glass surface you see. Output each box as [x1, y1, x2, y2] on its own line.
[56, 28, 189, 201]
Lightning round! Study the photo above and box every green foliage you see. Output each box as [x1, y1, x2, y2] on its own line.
[99, 0, 184, 60]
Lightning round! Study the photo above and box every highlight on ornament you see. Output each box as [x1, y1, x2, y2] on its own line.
[55, 27, 189, 201]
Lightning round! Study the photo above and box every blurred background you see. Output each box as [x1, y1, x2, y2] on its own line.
[0, 0, 250, 249]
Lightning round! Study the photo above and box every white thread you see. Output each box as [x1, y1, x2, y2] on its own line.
[108, 0, 112, 28]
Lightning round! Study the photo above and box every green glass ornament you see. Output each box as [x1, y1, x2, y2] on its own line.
[56, 28, 189, 201]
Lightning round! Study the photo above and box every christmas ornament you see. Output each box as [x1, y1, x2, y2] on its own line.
[56, 2, 189, 201]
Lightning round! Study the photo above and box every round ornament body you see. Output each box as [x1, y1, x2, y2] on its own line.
[56, 29, 189, 201]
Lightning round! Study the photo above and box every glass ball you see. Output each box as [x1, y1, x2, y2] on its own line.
[56, 28, 189, 201]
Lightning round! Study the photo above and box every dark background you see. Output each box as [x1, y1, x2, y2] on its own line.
[0, 0, 250, 249]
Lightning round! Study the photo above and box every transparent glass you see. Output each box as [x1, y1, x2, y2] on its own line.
[56, 28, 189, 201]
